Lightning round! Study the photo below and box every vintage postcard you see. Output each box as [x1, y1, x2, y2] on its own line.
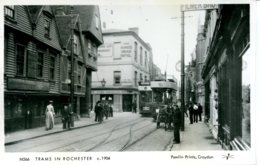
[0, 0, 258, 164]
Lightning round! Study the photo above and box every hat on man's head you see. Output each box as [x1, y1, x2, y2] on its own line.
[49, 100, 53, 103]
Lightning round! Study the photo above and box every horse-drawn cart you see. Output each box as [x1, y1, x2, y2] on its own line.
[155, 105, 173, 131]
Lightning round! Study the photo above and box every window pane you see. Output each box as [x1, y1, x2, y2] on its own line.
[95, 15, 99, 29]
[50, 56, 55, 80]
[16, 45, 25, 75]
[114, 71, 121, 84]
[5, 6, 15, 18]
[44, 19, 50, 37]
[134, 42, 138, 62]
[37, 52, 44, 77]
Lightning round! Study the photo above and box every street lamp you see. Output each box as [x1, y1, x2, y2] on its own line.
[101, 78, 106, 87]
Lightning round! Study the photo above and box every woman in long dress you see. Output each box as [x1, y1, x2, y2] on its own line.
[45, 101, 55, 130]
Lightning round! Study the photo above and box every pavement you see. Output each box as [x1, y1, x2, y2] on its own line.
[5, 112, 99, 145]
[169, 117, 223, 151]
[5, 112, 139, 146]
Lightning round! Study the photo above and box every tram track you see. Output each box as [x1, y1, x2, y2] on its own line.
[47, 118, 148, 152]
[120, 127, 157, 151]
[8, 117, 145, 152]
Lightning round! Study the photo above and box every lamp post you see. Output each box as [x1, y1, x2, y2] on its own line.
[101, 78, 106, 87]
[70, 6, 74, 114]
[180, 9, 185, 131]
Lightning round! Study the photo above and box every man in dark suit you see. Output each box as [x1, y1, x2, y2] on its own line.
[62, 105, 69, 129]
[188, 103, 194, 124]
[198, 103, 203, 121]
[173, 104, 181, 143]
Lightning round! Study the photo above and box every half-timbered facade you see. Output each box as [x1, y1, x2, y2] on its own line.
[4, 6, 62, 132]
[4, 5, 103, 132]
[53, 6, 103, 117]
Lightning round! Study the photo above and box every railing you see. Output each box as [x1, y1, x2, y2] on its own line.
[230, 137, 250, 151]
[221, 126, 231, 150]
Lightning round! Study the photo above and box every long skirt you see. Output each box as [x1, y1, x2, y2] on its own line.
[46, 111, 54, 130]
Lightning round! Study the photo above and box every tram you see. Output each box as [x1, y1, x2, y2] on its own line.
[138, 80, 178, 120]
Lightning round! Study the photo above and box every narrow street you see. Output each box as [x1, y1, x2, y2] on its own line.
[5, 113, 174, 152]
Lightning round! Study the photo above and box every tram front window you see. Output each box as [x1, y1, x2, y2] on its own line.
[140, 91, 152, 102]
[153, 89, 164, 103]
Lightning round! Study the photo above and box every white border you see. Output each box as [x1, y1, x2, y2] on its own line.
[0, 0, 258, 165]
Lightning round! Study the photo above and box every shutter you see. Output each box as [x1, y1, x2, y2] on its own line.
[60, 56, 66, 81]
[27, 50, 36, 78]
[82, 69, 86, 86]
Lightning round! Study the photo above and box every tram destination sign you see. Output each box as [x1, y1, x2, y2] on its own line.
[181, 4, 218, 11]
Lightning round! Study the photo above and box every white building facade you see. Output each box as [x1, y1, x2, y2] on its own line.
[91, 30, 152, 112]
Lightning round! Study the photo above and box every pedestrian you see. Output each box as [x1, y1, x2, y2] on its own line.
[184, 103, 189, 117]
[68, 103, 74, 127]
[132, 99, 137, 113]
[94, 101, 99, 122]
[188, 103, 194, 124]
[25, 109, 32, 129]
[193, 102, 198, 123]
[95, 101, 103, 123]
[45, 100, 55, 130]
[198, 103, 203, 121]
[165, 104, 173, 130]
[62, 105, 70, 129]
[103, 101, 109, 119]
[173, 104, 181, 143]
[109, 103, 113, 117]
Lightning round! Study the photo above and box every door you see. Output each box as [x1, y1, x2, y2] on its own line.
[123, 95, 133, 112]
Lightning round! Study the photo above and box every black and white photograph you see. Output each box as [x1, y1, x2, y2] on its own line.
[0, 0, 258, 165]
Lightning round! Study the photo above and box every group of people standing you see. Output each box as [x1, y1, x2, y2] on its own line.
[188, 102, 203, 124]
[45, 100, 75, 130]
[61, 103, 74, 129]
[94, 101, 113, 123]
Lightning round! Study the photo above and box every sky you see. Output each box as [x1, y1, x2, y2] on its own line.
[99, 5, 205, 82]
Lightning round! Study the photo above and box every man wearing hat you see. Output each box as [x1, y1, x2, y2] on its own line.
[173, 104, 181, 143]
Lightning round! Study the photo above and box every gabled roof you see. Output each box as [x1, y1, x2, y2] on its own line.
[55, 15, 78, 49]
[27, 6, 54, 26]
[27, 6, 43, 25]
[52, 5, 103, 46]
[71, 6, 103, 46]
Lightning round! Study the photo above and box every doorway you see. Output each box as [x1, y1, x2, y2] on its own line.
[123, 94, 132, 112]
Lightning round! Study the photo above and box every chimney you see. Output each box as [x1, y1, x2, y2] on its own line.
[55, 6, 66, 15]
[128, 27, 139, 35]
